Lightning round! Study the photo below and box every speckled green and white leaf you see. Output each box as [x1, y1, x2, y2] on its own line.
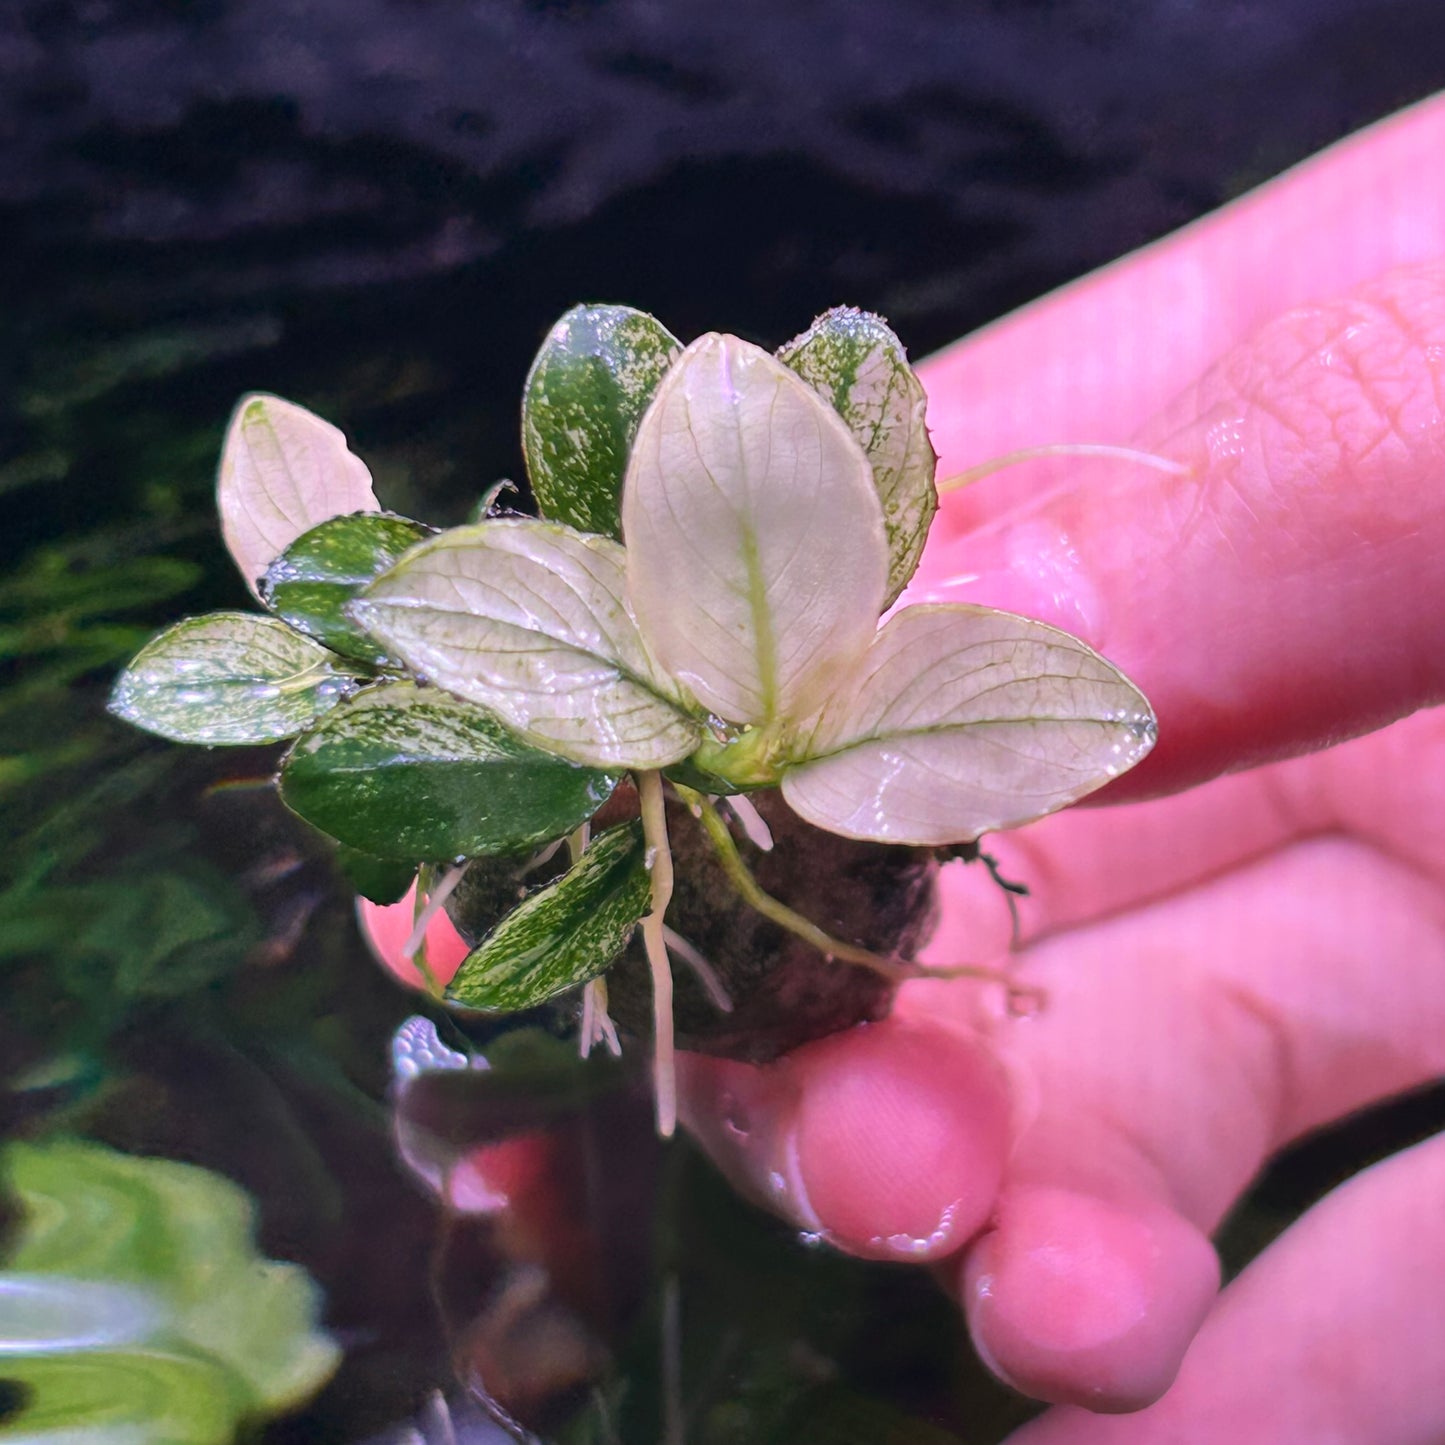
[280, 682, 617, 860]
[622, 333, 888, 727]
[781, 604, 1156, 845]
[350, 519, 703, 769]
[779, 308, 937, 608]
[260, 512, 433, 665]
[447, 820, 652, 1012]
[108, 613, 359, 745]
[523, 304, 681, 539]
[218, 393, 380, 598]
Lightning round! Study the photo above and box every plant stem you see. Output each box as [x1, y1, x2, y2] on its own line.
[637, 769, 678, 1137]
[677, 785, 1027, 993]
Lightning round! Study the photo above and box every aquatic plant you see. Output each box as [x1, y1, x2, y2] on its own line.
[109, 305, 1156, 1134]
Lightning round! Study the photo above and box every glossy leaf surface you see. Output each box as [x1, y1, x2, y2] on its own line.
[218, 393, 379, 598]
[260, 511, 432, 664]
[108, 612, 357, 745]
[280, 682, 617, 860]
[351, 519, 703, 769]
[523, 303, 681, 538]
[779, 308, 938, 607]
[782, 604, 1157, 844]
[622, 333, 888, 726]
[336, 845, 417, 904]
[447, 820, 651, 1012]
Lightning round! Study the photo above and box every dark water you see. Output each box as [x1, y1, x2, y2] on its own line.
[4, 3, 1445, 1440]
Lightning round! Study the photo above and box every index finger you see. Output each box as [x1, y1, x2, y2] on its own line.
[911, 94, 1445, 800]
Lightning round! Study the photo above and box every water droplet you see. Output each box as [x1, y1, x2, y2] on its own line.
[720, 1090, 750, 1140]
[796, 1230, 826, 1250]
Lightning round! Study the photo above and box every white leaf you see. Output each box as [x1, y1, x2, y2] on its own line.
[218, 394, 380, 598]
[779, 308, 938, 608]
[621, 333, 888, 727]
[781, 604, 1156, 845]
[350, 519, 704, 769]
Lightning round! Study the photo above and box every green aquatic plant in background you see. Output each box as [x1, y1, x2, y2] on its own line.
[108, 303, 1157, 1135]
[0, 1138, 338, 1442]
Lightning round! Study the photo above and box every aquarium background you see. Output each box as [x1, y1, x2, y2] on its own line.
[5, 1, 1445, 1440]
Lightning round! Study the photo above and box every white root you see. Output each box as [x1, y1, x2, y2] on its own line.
[663, 925, 733, 1013]
[722, 792, 774, 851]
[402, 860, 472, 961]
[637, 769, 677, 1137]
[579, 975, 622, 1059]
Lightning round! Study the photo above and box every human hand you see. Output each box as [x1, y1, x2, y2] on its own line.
[680, 93, 1445, 1439]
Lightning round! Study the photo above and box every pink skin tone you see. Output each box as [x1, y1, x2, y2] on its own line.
[681, 91, 1445, 1438]
[357, 882, 470, 992]
[361, 94, 1445, 1437]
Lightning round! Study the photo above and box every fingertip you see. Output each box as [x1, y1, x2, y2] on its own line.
[793, 1019, 1010, 1261]
[963, 1186, 1219, 1411]
[679, 1020, 1011, 1262]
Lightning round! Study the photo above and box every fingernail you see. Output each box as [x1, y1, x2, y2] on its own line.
[963, 1186, 1219, 1410]
[792, 1019, 1010, 1261]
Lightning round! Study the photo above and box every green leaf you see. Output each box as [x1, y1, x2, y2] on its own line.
[259, 511, 433, 664]
[218, 393, 380, 599]
[108, 612, 359, 745]
[622, 333, 888, 727]
[1, 1138, 339, 1434]
[0, 1350, 250, 1445]
[523, 304, 681, 538]
[279, 682, 617, 860]
[778, 308, 938, 608]
[336, 844, 416, 904]
[446, 820, 652, 1012]
[351, 519, 704, 770]
[781, 603, 1157, 845]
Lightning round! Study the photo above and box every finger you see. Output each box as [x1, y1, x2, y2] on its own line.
[677, 1017, 1012, 1263]
[919, 93, 1445, 526]
[932, 832, 1445, 1408]
[357, 883, 471, 992]
[912, 257, 1445, 800]
[930, 706, 1445, 950]
[1004, 1130, 1445, 1444]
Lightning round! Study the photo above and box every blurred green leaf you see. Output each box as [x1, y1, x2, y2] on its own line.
[279, 681, 618, 860]
[260, 511, 432, 665]
[0, 862, 261, 1001]
[108, 612, 360, 745]
[522, 304, 680, 538]
[1, 1350, 250, 1445]
[447, 821, 651, 1011]
[0, 1138, 339, 1437]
